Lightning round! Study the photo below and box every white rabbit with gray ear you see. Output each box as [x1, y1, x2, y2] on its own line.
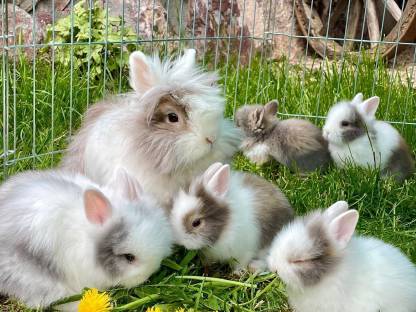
[235, 100, 331, 173]
[323, 93, 414, 182]
[0, 168, 172, 309]
[267, 201, 416, 312]
[170, 162, 294, 273]
[60, 49, 242, 209]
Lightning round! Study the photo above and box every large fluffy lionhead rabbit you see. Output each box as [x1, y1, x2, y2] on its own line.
[61, 49, 242, 208]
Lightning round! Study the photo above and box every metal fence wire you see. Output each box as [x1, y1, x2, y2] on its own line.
[1, 0, 416, 176]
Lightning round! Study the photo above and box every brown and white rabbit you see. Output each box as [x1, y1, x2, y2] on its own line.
[235, 100, 330, 173]
[170, 162, 294, 273]
[60, 49, 242, 209]
[267, 201, 416, 312]
[0, 168, 172, 309]
[323, 93, 415, 182]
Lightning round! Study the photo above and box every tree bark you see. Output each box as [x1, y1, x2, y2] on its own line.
[366, 0, 381, 48]
[346, 0, 362, 50]
[383, 0, 402, 21]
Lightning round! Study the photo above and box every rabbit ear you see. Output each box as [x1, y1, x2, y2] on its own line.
[324, 201, 349, 222]
[203, 163, 224, 185]
[252, 107, 265, 127]
[107, 167, 143, 201]
[173, 49, 196, 74]
[182, 49, 196, 67]
[329, 210, 359, 249]
[129, 51, 156, 94]
[360, 96, 379, 118]
[264, 100, 278, 116]
[84, 189, 112, 225]
[351, 92, 364, 105]
[206, 164, 230, 197]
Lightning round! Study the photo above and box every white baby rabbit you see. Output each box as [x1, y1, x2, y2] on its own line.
[323, 93, 414, 182]
[267, 201, 416, 312]
[235, 100, 330, 173]
[61, 49, 242, 209]
[0, 168, 172, 309]
[170, 162, 294, 273]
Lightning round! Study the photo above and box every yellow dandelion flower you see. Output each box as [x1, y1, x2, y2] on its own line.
[78, 288, 111, 312]
[146, 307, 162, 312]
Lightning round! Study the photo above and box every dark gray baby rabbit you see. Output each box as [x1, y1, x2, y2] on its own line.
[236, 100, 331, 173]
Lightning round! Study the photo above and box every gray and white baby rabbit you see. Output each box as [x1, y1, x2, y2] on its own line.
[236, 100, 330, 173]
[0, 168, 172, 309]
[323, 93, 415, 182]
[61, 49, 242, 209]
[267, 201, 416, 312]
[170, 162, 294, 273]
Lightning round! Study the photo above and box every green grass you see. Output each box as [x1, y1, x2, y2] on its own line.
[0, 52, 415, 311]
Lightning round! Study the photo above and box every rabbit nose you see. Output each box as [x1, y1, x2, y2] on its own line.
[205, 137, 215, 145]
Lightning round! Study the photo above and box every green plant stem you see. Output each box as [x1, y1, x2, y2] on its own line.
[175, 276, 257, 288]
[112, 294, 160, 311]
[239, 276, 280, 307]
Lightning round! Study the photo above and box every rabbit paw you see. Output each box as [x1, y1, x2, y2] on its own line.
[245, 144, 270, 165]
[232, 265, 248, 277]
[248, 259, 267, 274]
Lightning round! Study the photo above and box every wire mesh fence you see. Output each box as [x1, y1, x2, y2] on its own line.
[1, 0, 416, 178]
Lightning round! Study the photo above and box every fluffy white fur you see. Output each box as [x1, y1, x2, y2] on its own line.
[323, 93, 401, 169]
[170, 165, 260, 270]
[267, 202, 416, 312]
[61, 49, 241, 208]
[202, 172, 260, 270]
[0, 169, 172, 309]
[244, 143, 271, 165]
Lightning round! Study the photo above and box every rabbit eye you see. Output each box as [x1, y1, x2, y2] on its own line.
[291, 259, 309, 264]
[341, 120, 350, 127]
[167, 113, 179, 123]
[192, 219, 201, 228]
[290, 255, 322, 264]
[123, 253, 136, 263]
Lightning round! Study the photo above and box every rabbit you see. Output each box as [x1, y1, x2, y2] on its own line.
[235, 100, 331, 173]
[170, 162, 294, 273]
[267, 201, 416, 312]
[323, 93, 415, 182]
[60, 49, 242, 209]
[0, 168, 172, 309]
